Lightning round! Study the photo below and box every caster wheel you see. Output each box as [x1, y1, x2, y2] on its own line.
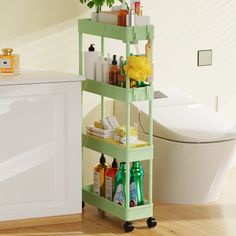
[124, 221, 134, 233]
[82, 201, 85, 209]
[147, 217, 157, 228]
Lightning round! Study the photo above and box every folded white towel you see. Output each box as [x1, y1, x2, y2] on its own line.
[101, 116, 119, 130]
[86, 126, 114, 135]
[86, 130, 113, 139]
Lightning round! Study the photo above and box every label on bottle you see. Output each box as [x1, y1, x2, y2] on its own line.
[105, 175, 113, 200]
[93, 171, 100, 195]
[130, 181, 137, 207]
[114, 184, 125, 206]
[0, 58, 11, 68]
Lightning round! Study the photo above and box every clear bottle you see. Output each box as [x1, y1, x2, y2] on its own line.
[109, 55, 120, 85]
[103, 53, 111, 83]
[96, 55, 104, 82]
[117, 2, 129, 27]
[94, 154, 110, 197]
[105, 158, 119, 200]
[0, 48, 20, 75]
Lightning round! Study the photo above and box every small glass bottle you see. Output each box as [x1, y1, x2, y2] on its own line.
[109, 55, 120, 85]
[118, 2, 129, 27]
[0, 48, 20, 75]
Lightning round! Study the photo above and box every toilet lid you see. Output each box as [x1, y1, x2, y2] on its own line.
[139, 103, 236, 143]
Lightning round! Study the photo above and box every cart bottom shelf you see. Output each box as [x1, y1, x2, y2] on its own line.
[82, 185, 153, 222]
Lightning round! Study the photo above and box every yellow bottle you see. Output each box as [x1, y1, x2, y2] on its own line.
[94, 154, 110, 197]
[0, 48, 20, 75]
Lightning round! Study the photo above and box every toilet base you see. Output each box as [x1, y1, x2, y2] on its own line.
[140, 133, 236, 204]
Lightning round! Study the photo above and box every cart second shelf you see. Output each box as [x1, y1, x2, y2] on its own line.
[82, 79, 153, 102]
[83, 185, 153, 222]
[83, 134, 153, 162]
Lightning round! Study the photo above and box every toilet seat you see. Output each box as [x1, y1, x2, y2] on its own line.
[135, 92, 236, 143]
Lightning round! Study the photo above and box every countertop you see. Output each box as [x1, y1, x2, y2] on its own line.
[0, 71, 85, 86]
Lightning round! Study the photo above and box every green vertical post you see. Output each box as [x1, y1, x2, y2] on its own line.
[148, 98, 153, 204]
[126, 161, 130, 209]
[101, 36, 105, 118]
[148, 37, 154, 204]
[125, 42, 131, 209]
[125, 42, 130, 149]
[79, 32, 83, 75]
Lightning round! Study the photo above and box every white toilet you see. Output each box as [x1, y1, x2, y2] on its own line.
[115, 89, 236, 204]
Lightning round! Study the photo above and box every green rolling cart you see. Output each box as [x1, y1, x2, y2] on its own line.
[79, 19, 156, 232]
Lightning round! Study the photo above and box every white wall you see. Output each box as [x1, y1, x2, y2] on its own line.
[143, 0, 236, 166]
[1, 0, 236, 167]
[144, 0, 236, 112]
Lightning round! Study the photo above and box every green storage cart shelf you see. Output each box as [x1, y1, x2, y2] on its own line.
[83, 134, 153, 162]
[79, 18, 156, 232]
[83, 185, 153, 222]
[83, 79, 153, 102]
[79, 19, 154, 43]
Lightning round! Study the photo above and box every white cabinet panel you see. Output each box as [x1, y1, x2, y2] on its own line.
[0, 82, 81, 221]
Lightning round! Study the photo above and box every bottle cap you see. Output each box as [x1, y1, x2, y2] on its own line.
[88, 44, 95, 51]
[112, 158, 118, 168]
[100, 153, 106, 165]
[2, 48, 13, 56]
[130, 9, 135, 15]
[107, 53, 111, 63]
[112, 55, 118, 65]
[120, 2, 127, 10]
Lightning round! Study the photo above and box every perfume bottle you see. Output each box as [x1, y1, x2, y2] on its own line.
[0, 48, 20, 75]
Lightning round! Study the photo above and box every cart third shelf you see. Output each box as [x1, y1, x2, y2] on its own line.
[82, 134, 153, 162]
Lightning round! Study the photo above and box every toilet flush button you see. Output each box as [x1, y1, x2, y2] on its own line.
[197, 49, 212, 66]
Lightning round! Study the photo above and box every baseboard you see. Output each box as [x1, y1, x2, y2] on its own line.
[0, 213, 81, 230]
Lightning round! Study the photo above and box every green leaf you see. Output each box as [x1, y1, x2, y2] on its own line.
[87, 1, 94, 8]
[93, 0, 104, 7]
[106, 0, 115, 8]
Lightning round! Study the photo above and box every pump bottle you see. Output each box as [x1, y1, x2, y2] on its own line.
[84, 44, 99, 80]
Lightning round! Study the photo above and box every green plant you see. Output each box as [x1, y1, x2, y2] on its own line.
[80, 0, 126, 13]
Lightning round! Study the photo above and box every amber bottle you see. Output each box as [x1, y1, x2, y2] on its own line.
[109, 55, 120, 85]
[94, 154, 110, 197]
[0, 48, 20, 75]
[118, 3, 129, 26]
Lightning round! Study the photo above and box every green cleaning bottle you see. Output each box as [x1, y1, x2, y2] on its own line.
[94, 153, 109, 197]
[113, 162, 126, 207]
[130, 161, 144, 207]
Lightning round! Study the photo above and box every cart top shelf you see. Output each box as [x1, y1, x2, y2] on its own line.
[78, 19, 154, 43]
